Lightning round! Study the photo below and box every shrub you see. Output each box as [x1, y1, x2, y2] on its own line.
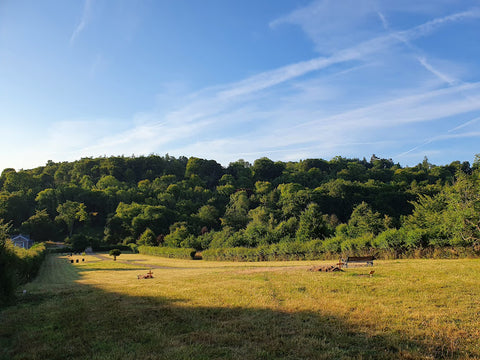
[202, 240, 325, 262]
[137, 228, 156, 246]
[164, 223, 191, 248]
[373, 229, 407, 257]
[70, 234, 91, 252]
[303, 240, 324, 260]
[109, 248, 121, 261]
[321, 236, 342, 253]
[93, 244, 131, 252]
[404, 228, 428, 249]
[340, 233, 374, 255]
[1, 239, 46, 305]
[128, 243, 138, 253]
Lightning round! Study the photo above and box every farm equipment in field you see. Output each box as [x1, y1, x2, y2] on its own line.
[137, 270, 154, 279]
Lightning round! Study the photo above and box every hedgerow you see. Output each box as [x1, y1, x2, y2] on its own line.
[201, 240, 326, 262]
[200, 234, 480, 262]
[137, 245, 196, 259]
[0, 238, 46, 305]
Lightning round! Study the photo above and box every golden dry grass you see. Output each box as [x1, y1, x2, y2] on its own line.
[1, 254, 479, 359]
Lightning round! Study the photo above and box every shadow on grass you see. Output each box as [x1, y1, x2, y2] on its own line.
[0, 261, 466, 360]
[76, 267, 150, 272]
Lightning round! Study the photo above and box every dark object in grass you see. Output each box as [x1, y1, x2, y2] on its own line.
[309, 265, 343, 272]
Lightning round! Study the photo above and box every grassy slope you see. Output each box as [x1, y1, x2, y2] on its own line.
[1, 254, 479, 359]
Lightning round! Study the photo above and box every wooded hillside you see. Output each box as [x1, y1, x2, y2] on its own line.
[1, 154, 479, 257]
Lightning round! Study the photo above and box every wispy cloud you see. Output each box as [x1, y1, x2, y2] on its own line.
[376, 11, 389, 30]
[396, 129, 480, 158]
[399, 8, 480, 40]
[416, 57, 458, 86]
[57, 6, 479, 166]
[375, 10, 461, 87]
[448, 116, 480, 133]
[12, 2, 477, 170]
[65, 77, 480, 166]
[70, 0, 93, 45]
[221, 8, 480, 100]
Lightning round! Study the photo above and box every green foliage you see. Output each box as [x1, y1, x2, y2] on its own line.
[137, 228, 156, 246]
[0, 220, 13, 304]
[164, 222, 192, 248]
[400, 173, 480, 248]
[193, 204, 219, 231]
[340, 233, 374, 255]
[1, 154, 479, 259]
[273, 217, 298, 241]
[372, 228, 406, 254]
[185, 157, 223, 188]
[35, 188, 58, 217]
[220, 191, 250, 230]
[296, 203, 333, 241]
[402, 228, 426, 249]
[109, 248, 121, 261]
[1, 221, 46, 305]
[252, 157, 284, 182]
[277, 183, 310, 218]
[347, 202, 385, 238]
[137, 245, 195, 259]
[20, 209, 56, 242]
[56, 201, 88, 237]
[226, 159, 253, 188]
[107, 202, 174, 242]
[2, 170, 37, 193]
[96, 175, 123, 190]
[244, 221, 274, 247]
[0, 191, 34, 229]
[205, 227, 234, 248]
[321, 236, 343, 253]
[202, 240, 325, 261]
[92, 244, 131, 252]
[69, 234, 93, 252]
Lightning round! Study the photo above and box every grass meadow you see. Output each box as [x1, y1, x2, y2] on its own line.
[1, 254, 480, 359]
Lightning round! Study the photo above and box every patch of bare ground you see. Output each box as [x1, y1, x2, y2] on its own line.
[236, 265, 312, 274]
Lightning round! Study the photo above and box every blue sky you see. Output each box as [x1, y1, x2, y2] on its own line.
[1, 0, 480, 171]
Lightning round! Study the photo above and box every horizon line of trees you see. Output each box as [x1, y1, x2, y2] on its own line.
[0, 153, 479, 257]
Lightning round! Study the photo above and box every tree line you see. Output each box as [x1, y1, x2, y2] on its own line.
[0, 154, 479, 258]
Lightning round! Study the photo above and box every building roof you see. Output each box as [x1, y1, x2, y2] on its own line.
[11, 234, 31, 241]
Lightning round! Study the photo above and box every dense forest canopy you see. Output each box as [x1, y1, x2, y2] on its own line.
[1, 154, 479, 255]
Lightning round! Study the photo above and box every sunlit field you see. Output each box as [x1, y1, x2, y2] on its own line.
[1, 254, 479, 359]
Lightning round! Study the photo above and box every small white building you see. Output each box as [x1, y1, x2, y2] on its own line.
[11, 234, 34, 249]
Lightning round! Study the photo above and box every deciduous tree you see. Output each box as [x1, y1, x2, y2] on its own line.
[56, 201, 88, 237]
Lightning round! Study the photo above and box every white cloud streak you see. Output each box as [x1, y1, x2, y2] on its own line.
[396, 130, 480, 158]
[221, 8, 480, 99]
[65, 8, 479, 165]
[416, 57, 458, 86]
[399, 8, 480, 40]
[70, 0, 92, 45]
[10, 3, 477, 170]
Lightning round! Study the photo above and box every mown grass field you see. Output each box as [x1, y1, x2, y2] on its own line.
[1, 254, 479, 359]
